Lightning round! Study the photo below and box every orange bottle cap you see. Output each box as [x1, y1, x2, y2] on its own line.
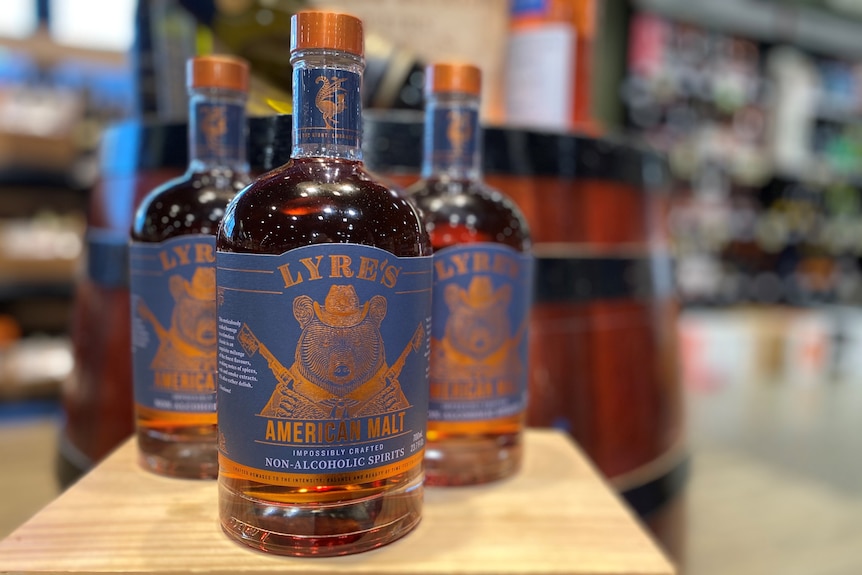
[187, 55, 249, 92]
[291, 11, 364, 57]
[426, 62, 481, 96]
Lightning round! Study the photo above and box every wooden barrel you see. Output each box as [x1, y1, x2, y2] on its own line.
[56, 115, 293, 487]
[364, 111, 688, 562]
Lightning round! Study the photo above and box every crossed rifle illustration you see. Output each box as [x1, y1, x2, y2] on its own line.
[236, 322, 423, 418]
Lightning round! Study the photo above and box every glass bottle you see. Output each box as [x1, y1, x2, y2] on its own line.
[407, 62, 533, 485]
[129, 55, 251, 478]
[215, 11, 432, 556]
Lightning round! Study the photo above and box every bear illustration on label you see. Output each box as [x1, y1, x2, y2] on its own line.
[137, 267, 217, 375]
[237, 285, 424, 420]
[432, 275, 525, 381]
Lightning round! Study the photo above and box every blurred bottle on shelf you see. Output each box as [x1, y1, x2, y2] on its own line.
[504, 0, 600, 134]
[571, 0, 599, 132]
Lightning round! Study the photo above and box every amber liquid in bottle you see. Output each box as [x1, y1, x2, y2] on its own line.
[407, 63, 532, 486]
[216, 13, 431, 556]
[130, 56, 250, 478]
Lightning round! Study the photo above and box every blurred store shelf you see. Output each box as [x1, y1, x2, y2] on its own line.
[0, 216, 83, 284]
[0, 216, 83, 403]
[0, 29, 127, 68]
[621, 7, 862, 313]
[0, 215, 83, 344]
[634, 0, 862, 60]
[0, 337, 72, 402]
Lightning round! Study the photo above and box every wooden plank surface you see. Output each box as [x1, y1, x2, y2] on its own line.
[0, 429, 675, 575]
[0, 414, 61, 540]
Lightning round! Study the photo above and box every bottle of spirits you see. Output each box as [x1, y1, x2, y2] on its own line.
[129, 54, 251, 478]
[407, 62, 533, 485]
[215, 11, 432, 556]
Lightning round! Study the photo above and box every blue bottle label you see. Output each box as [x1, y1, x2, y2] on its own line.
[216, 244, 432, 486]
[429, 106, 478, 172]
[129, 236, 218, 415]
[193, 101, 244, 162]
[429, 244, 533, 422]
[294, 68, 361, 149]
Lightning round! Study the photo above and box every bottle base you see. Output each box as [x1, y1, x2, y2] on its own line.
[218, 474, 424, 557]
[424, 432, 522, 486]
[136, 428, 219, 479]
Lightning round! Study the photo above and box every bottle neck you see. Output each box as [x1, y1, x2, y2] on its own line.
[291, 49, 365, 161]
[187, 87, 249, 173]
[421, 92, 482, 181]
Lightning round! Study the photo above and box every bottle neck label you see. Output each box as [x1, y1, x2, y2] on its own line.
[129, 235, 218, 415]
[428, 243, 533, 423]
[424, 105, 480, 177]
[216, 244, 432, 486]
[190, 100, 245, 165]
[293, 68, 362, 154]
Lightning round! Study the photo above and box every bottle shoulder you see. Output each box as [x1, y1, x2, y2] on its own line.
[406, 177, 531, 251]
[407, 177, 526, 216]
[218, 158, 431, 257]
[131, 169, 250, 241]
